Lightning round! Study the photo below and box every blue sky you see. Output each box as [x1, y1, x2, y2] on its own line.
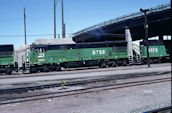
[0, 0, 170, 48]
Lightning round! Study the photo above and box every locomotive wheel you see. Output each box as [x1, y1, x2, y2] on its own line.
[6, 69, 12, 75]
[140, 60, 144, 65]
[29, 68, 34, 73]
[43, 67, 49, 72]
[157, 59, 161, 63]
[111, 62, 117, 67]
[122, 60, 127, 66]
[56, 65, 61, 71]
[99, 62, 107, 68]
[33, 68, 38, 73]
[150, 59, 153, 64]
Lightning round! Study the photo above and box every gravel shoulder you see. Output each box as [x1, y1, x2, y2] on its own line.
[0, 63, 170, 85]
[0, 63, 171, 113]
[0, 80, 171, 113]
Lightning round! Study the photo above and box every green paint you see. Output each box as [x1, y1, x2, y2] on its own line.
[0, 52, 14, 66]
[140, 45, 169, 58]
[28, 47, 128, 65]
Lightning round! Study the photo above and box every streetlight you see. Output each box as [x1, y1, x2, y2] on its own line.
[140, 8, 150, 68]
[69, 9, 86, 36]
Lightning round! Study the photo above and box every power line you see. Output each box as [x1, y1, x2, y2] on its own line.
[55, 0, 59, 6]
[0, 33, 124, 38]
[0, 34, 62, 37]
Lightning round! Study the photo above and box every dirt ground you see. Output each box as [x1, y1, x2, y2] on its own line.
[0, 80, 171, 113]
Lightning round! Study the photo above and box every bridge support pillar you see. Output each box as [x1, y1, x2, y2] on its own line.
[159, 35, 163, 40]
[125, 28, 133, 64]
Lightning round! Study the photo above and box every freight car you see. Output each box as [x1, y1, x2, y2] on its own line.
[21, 41, 128, 73]
[0, 45, 17, 74]
[140, 40, 170, 64]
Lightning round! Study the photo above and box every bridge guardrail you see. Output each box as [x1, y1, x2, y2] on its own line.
[73, 3, 170, 37]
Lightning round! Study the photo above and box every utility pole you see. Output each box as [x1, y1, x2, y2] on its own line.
[140, 8, 150, 68]
[54, 0, 56, 39]
[24, 8, 27, 45]
[62, 0, 65, 38]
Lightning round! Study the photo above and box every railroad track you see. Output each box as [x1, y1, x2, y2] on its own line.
[0, 76, 171, 105]
[144, 106, 171, 113]
[0, 71, 170, 94]
[0, 63, 170, 79]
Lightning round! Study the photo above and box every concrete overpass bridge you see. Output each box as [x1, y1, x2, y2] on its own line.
[72, 3, 171, 43]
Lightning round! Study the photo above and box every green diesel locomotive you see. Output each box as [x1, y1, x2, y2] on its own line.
[140, 40, 170, 63]
[22, 41, 128, 73]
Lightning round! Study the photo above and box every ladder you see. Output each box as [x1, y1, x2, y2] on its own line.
[132, 44, 141, 63]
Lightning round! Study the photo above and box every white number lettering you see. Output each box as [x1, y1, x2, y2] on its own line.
[149, 48, 158, 53]
[92, 50, 96, 55]
[92, 50, 105, 55]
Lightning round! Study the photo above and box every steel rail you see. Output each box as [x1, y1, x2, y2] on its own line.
[0, 71, 171, 94]
[0, 63, 170, 79]
[0, 76, 171, 105]
[0, 71, 170, 94]
[143, 106, 172, 113]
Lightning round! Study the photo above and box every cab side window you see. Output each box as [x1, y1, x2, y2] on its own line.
[37, 48, 45, 53]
